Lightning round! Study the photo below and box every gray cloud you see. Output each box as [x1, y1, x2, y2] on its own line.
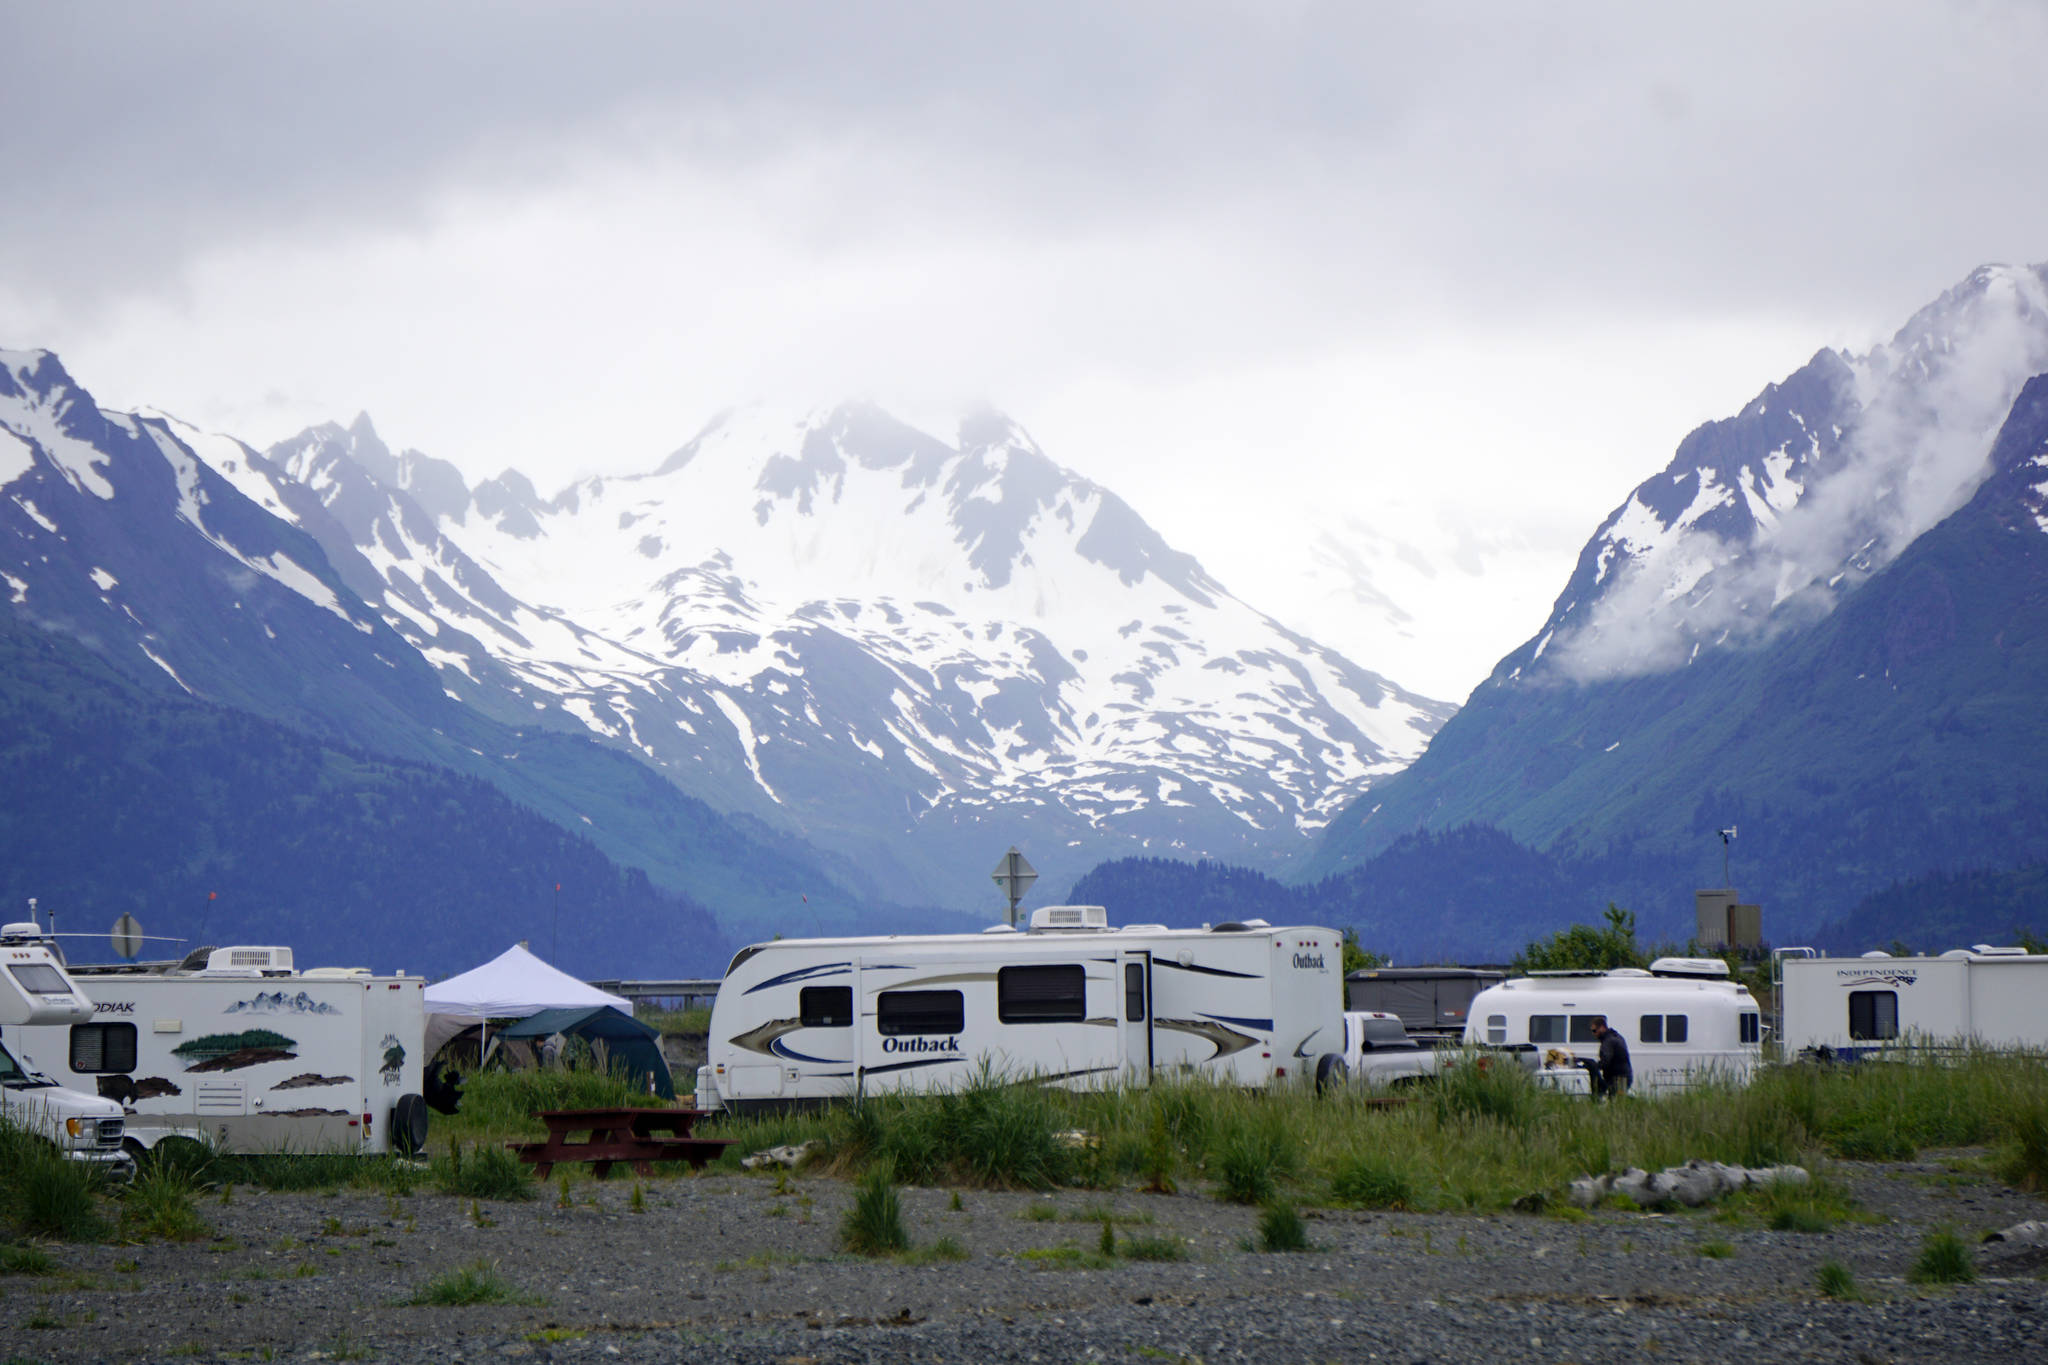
[6, 1, 2048, 332]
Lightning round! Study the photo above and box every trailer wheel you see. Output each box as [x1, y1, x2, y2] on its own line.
[390, 1093, 431, 1157]
[1314, 1052, 1348, 1094]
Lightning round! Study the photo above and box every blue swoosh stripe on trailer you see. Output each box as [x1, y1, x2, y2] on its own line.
[1154, 960, 1261, 980]
[1200, 1013, 1274, 1031]
[768, 1039, 847, 1065]
[861, 1057, 962, 1076]
[743, 961, 853, 995]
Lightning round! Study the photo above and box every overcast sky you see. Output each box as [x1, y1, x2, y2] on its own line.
[5, 2, 2046, 701]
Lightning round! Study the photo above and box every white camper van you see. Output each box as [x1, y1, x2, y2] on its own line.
[1462, 958, 1764, 1096]
[1778, 944, 2048, 1059]
[13, 945, 430, 1157]
[696, 907, 1346, 1114]
[0, 921, 132, 1172]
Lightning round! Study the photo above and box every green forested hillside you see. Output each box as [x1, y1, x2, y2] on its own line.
[0, 617, 729, 978]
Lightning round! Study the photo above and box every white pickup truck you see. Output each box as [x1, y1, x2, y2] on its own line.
[1342, 1011, 1453, 1088]
[1, 922, 132, 1174]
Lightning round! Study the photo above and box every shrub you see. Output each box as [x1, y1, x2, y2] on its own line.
[1430, 1055, 1540, 1131]
[1328, 1157, 1413, 1209]
[1909, 1230, 1976, 1285]
[402, 1260, 527, 1306]
[120, 1167, 210, 1242]
[1815, 1260, 1858, 1298]
[0, 1242, 56, 1275]
[1211, 1111, 1296, 1205]
[841, 1164, 908, 1255]
[899, 1235, 969, 1265]
[432, 1142, 535, 1201]
[1119, 1235, 1190, 1262]
[1255, 1200, 1309, 1253]
[1997, 1098, 2048, 1193]
[4, 1140, 109, 1242]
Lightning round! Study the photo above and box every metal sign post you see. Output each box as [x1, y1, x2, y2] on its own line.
[990, 846, 1037, 927]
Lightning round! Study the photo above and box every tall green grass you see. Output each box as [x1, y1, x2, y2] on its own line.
[690, 1049, 2048, 1212]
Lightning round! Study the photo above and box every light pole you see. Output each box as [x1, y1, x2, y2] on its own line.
[1718, 827, 1738, 888]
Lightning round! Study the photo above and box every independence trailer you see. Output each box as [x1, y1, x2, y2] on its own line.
[0, 920, 131, 1172]
[12, 945, 430, 1157]
[1777, 944, 2048, 1059]
[1462, 958, 1763, 1096]
[696, 907, 1346, 1114]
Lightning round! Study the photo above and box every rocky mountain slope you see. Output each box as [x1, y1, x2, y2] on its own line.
[217, 402, 1451, 909]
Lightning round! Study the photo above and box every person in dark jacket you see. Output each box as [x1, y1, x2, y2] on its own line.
[1588, 1016, 1632, 1099]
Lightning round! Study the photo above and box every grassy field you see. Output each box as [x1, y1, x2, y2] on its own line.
[5, 1050, 2044, 1247]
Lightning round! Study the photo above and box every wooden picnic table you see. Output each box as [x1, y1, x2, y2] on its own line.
[508, 1106, 734, 1178]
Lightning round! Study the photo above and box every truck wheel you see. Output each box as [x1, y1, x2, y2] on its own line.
[1314, 1052, 1348, 1094]
[390, 1093, 431, 1157]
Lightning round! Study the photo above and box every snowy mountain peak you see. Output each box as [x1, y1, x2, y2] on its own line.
[1517, 261, 2048, 685]
[219, 395, 1451, 907]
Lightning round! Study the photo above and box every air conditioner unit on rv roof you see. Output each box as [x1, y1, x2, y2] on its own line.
[1029, 905, 1109, 932]
[205, 946, 294, 974]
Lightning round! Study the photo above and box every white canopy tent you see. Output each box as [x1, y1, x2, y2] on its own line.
[423, 943, 632, 1059]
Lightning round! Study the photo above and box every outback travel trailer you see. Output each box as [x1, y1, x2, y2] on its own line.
[696, 907, 1346, 1114]
[1462, 958, 1764, 1096]
[12, 944, 430, 1157]
[1778, 945, 2048, 1059]
[0, 920, 132, 1172]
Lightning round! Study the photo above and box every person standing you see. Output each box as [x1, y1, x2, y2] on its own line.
[1588, 1016, 1632, 1099]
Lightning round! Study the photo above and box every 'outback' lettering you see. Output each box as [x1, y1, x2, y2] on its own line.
[881, 1037, 962, 1054]
[1292, 953, 1326, 970]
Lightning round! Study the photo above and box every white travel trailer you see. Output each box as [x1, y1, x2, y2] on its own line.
[696, 907, 1346, 1114]
[12, 945, 430, 1157]
[0, 921, 132, 1172]
[1462, 958, 1764, 1096]
[1778, 944, 2048, 1059]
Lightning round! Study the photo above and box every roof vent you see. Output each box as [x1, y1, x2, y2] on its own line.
[1028, 905, 1110, 933]
[981, 923, 1019, 935]
[205, 946, 294, 974]
[1121, 923, 1168, 934]
[1608, 967, 1654, 978]
[1648, 957, 1731, 979]
[1860, 950, 1893, 959]
[1972, 945, 2030, 957]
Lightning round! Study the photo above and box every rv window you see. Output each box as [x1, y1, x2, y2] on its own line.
[1639, 1015, 1664, 1044]
[1123, 964, 1146, 1022]
[1848, 990, 1898, 1041]
[1486, 1014, 1506, 1045]
[998, 965, 1087, 1024]
[1665, 1014, 1688, 1044]
[799, 986, 853, 1029]
[1569, 1016, 1602, 1043]
[1739, 1012, 1760, 1044]
[1529, 1015, 1565, 1044]
[877, 990, 965, 1036]
[8, 964, 70, 995]
[69, 1023, 138, 1074]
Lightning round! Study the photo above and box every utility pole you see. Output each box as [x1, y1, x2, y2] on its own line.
[1719, 827, 1738, 888]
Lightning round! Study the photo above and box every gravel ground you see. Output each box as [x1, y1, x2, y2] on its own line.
[2, 1152, 2043, 1363]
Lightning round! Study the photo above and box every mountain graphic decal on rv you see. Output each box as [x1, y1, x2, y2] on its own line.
[1834, 969, 1919, 988]
[225, 991, 342, 1016]
[380, 1035, 405, 1085]
[171, 1029, 298, 1072]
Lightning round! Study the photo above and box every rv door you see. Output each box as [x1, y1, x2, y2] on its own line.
[1119, 950, 1154, 1083]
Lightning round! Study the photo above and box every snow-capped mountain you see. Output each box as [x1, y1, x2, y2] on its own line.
[220, 402, 1451, 908]
[1516, 263, 2048, 685]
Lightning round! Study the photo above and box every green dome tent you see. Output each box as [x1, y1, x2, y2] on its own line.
[495, 1005, 674, 1099]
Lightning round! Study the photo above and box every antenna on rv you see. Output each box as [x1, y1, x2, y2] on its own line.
[1718, 827, 1737, 888]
